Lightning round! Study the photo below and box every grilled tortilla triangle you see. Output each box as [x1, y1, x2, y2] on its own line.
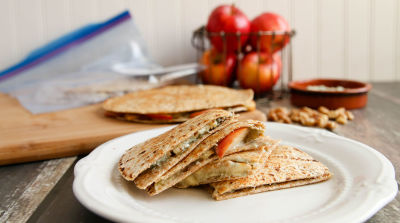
[210, 144, 332, 201]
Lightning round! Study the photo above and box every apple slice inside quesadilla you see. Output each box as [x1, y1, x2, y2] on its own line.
[216, 127, 249, 158]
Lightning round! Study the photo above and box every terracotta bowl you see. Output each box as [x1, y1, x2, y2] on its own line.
[289, 79, 372, 110]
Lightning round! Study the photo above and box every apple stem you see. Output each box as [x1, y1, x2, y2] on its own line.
[230, 4, 236, 15]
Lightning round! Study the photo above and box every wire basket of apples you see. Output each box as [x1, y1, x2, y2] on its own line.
[192, 5, 295, 97]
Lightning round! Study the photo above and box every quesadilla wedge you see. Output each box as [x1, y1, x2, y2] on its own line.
[210, 145, 332, 201]
[103, 85, 255, 123]
[144, 120, 266, 196]
[118, 109, 235, 185]
[175, 136, 280, 188]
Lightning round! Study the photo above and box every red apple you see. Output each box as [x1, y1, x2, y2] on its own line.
[199, 49, 236, 86]
[250, 12, 291, 53]
[237, 52, 281, 93]
[206, 5, 250, 53]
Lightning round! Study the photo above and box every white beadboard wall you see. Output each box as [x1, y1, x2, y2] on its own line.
[0, 0, 399, 81]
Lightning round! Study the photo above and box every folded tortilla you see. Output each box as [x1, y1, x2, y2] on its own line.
[118, 109, 235, 185]
[103, 85, 255, 123]
[175, 136, 280, 188]
[144, 120, 266, 196]
[210, 145, 332, 201]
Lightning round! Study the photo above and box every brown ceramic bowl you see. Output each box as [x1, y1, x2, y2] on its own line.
[289, 79, 372, 110]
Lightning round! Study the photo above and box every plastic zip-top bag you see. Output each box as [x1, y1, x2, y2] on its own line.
[0, 11, 187, 114]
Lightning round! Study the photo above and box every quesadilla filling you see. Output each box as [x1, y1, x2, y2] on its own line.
[104, 105, 251, 121]
[155, 128, 264, 189]
[152, 149, 216, 191]
[176, 159, 252, 188]
[149, 117, 226, 170]
[105, 111, 177, 121]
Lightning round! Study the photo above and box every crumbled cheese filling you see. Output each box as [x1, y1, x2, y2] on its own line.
[154, 149, 215, 189]
[150, 117, 225, 169]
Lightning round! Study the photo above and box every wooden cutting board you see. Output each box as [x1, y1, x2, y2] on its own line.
[0, 93, 266, 165]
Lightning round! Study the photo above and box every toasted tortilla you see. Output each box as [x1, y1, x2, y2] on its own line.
[103, 85, 255, 123]
[175, 136, 280, 188]
[118, 109, 235, 185]
[210, 145, 332, 201]
[145, 120, 266, 196]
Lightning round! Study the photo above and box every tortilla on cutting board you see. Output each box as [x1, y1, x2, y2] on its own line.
[103, 85, 255, 123]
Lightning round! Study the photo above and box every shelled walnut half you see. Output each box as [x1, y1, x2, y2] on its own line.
[268, 106, 354, 130]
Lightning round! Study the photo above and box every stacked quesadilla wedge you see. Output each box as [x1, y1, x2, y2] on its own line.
[209, 144, 332, 201]
[103, 85, 255, 123]
[119, 110, 272, 196]
[118, 109, 332, 200]
[119, 109, 235, 185]
[144, 120, 267, 195]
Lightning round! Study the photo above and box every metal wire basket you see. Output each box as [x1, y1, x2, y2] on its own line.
[191, 26, 295, 99]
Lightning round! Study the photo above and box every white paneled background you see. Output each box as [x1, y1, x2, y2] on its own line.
[0, 0, 399, 81]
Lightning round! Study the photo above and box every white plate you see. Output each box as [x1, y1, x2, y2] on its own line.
[73, 122, 397, 223]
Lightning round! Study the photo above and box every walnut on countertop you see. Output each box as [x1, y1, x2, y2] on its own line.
[268, 106, 354, 130]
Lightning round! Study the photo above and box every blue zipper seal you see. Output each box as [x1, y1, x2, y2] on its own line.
[0, 10, 131, 82]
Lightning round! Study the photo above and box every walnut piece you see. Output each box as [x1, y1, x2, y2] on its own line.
[326, 121, 338, 130]
[336, 114, 348, 125]
[345, 110, 354, 120]
[267, 107, 292, 124]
